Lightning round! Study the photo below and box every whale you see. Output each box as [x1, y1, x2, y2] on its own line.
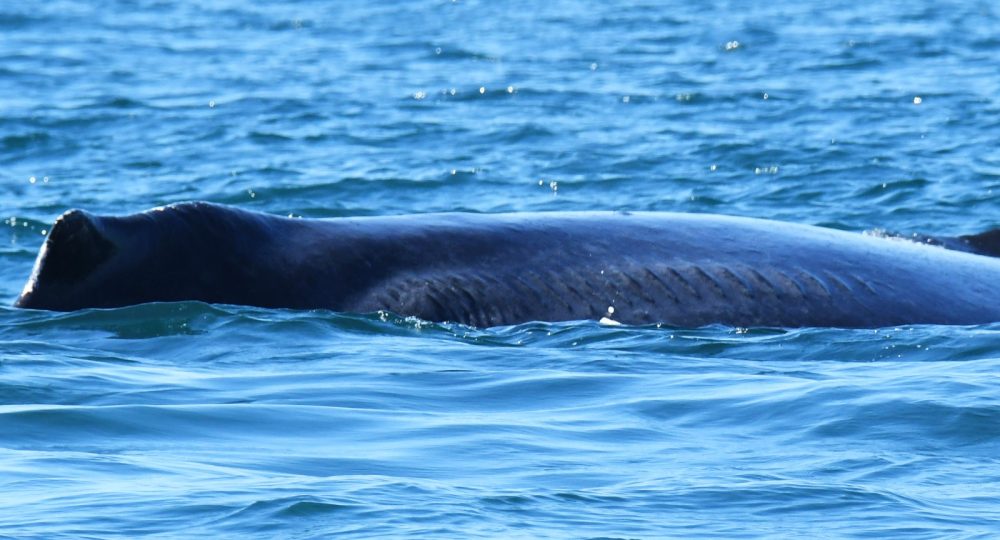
[13, 201, 1000, 328]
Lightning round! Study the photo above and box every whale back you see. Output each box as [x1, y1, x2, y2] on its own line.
[894, 229, 1000, 259]
[960, 229, 1000, 258]
[335, 212, 1000, 327]
[14, 202, 1000, 328]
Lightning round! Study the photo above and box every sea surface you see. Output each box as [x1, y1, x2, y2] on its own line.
[2, 1, 1000, 538]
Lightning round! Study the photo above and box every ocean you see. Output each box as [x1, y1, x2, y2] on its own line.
[2, 1, 999, 538]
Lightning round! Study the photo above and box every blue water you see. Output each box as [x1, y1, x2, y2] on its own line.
[3, 1, 1000, 537]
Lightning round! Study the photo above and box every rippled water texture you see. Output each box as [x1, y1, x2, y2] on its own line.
[2, 1, 1000, 538]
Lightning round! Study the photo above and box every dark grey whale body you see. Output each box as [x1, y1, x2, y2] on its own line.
[14, 202, 1000, 328]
